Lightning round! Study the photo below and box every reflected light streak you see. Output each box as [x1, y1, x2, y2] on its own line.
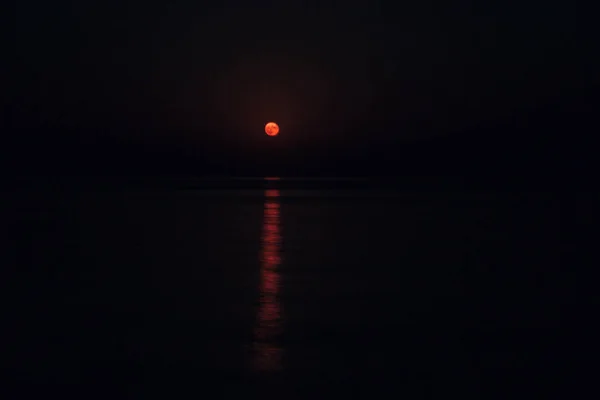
[253, 188, 283, 372]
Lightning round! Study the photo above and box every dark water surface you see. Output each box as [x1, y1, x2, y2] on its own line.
[3, 180, 566, 398]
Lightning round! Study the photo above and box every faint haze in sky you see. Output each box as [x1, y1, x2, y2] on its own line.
[5, 0, 595, 179]
[11, 2, 587, 134]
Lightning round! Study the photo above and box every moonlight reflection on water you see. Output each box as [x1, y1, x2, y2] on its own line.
[253, 188, 283, 372]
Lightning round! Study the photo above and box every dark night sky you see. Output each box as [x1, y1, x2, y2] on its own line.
[5, 0, 597, 179]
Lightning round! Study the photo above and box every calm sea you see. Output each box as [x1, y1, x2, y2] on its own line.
[3, 178, 566, 398]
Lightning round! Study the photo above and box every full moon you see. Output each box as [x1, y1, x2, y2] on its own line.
[265, 122, 279, 136]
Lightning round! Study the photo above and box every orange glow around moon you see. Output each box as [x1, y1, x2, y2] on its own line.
[265, 122, 279, 136]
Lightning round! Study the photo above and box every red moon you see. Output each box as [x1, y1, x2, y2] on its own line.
[265, 122, 279, 136]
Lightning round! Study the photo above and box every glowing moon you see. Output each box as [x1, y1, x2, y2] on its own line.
[265, 122, 279, 136]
